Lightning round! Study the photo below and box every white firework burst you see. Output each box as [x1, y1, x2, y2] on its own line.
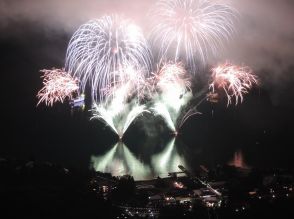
[150, 0, 237, 71]
[65, 15, 152, 102]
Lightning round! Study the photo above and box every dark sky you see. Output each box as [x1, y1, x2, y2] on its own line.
[1, 0, 294, 170]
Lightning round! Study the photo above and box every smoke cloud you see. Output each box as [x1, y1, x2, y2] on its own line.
[1, 0, 293, 67]
[0, 0, 154, 32]
[224, 0, 294, 105]
[223, 0, 294, 74]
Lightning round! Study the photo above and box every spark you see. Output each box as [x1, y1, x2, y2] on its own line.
[209, 62, 258, 106]
[150, 0, 236, 71]
[37, 68, 79, 106]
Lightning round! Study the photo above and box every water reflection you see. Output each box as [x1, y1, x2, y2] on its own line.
[91, 137, 190, 180]
[91, 141, 151, 180]
[228, 150, 250, 169]
[151, 137, 188, 178]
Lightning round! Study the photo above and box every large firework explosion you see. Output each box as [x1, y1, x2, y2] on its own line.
[150, 0, 236, 72]
[65, 15, 152, 102]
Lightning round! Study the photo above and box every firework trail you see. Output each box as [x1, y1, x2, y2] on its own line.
[37, 68, 79, 106]
[65, 15, 152, 102]
[209, 62, 258, 106]
[150, 0, 236, 71]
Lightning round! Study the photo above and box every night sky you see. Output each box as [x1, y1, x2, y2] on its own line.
[1, 0, 294, 171]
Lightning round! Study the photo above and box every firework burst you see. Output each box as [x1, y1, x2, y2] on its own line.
[156, 62, 191, 93]
[209, 62, 258, 106]
[152, 62, 194, 132]
[101, 65, 153, 103]
[150, 0, 236, 71]
[65, 15, 152, 102]
[37, 68, 79, 106]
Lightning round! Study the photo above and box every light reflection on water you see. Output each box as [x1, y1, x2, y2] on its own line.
[91, 137, 249, 181]
[91, 141, 152, 180]
[91, 137, 188, 180]
[151, 137, 188, 178]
